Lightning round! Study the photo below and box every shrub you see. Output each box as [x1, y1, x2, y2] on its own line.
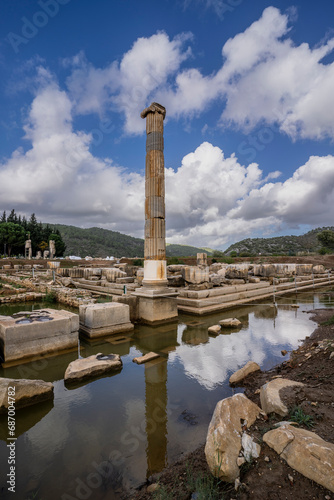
[133, 259, 143, 267]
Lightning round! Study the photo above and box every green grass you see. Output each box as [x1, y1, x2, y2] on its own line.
[152, 484, 175, 500]
[187, 473, 223, 500]
[96, 296, 113, 303]
[289, 406, 314, 428]
[43, 290, 57, 303]
[10, 282, 24, 289]
[321, 314, 334, 326]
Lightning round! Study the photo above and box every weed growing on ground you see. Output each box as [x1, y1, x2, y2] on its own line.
[321, 314, 334, 326]
[43, 290, 57, 303]
[289, 406, 314, 428]
[96, 296, 112, 303]
[152, 483, 176, 500]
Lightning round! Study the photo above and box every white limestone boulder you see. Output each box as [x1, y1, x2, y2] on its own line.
[229, 361, 261, 385]
[241, 433, 261, 462]
[64, 353, 122, 382]
[264, 424, 334, 492]
[205, 394, 262, 482]
[260, 378, 304, 416]
[0, 377, 54, 413]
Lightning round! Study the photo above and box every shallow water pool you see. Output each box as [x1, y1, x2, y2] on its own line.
[0, 289, 333, 499]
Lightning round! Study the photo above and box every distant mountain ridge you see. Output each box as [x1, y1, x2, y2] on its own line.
[224, 227, 334, 256]
[51, 224, 212, 258]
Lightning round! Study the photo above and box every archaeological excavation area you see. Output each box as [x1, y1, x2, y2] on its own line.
[0, 253, 334, 499]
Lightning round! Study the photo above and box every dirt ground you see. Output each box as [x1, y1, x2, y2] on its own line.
[129, 306, 334, 500]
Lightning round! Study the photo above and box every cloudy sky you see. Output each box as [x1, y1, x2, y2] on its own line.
[1, 0, 333, 249]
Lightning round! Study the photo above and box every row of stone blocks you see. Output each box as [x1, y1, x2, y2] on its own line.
[177, 276, 333, 314]
[57, 267, 127, 281]
[0, 303, 133, 365]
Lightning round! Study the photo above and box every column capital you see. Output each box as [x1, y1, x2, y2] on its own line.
[141, 102, 166, 120]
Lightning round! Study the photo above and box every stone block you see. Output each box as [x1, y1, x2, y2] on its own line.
[0, 309, 79, 364]
[79, 303, 134, 338]
[102, 268, 127, 282]
[116, 277, 134, 284]
[133, 288, 178, 324]
[182, 266, 209, 284]
[0, 377, 54, 412]
[219, 318, 242, 328]
[225, 265, 249, 280]
[197, 253, 207, 266]
[83, 267, 102, 279]
[133, 352, 160, 364]
[64, 353, 122, 382]
[208, 325, 221, 335]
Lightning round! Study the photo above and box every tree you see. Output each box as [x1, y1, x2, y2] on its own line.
[212, 250, 225, 258]
[1, 211, 6, 223]
[0, 223, 25, 256]
[317, 230, 334, 250]
[7, 209, 18, 224]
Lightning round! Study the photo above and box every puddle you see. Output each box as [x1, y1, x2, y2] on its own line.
[0, 288, 333, 499]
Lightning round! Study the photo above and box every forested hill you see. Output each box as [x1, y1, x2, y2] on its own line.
[224, 227, 334, 256]
[52, 224, 212, 258]
[51, 225, 144, 258]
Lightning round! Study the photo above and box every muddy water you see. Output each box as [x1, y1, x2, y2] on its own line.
[0, 289, 333, 499]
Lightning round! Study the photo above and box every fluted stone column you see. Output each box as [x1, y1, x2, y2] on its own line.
[141, 102, 168, 287]
[132, 103, 178, 324]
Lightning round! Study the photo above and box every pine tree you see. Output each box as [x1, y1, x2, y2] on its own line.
[7, 209, 17, 224]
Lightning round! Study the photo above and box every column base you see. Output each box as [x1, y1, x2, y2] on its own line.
[143, 260, 168, 288]
[132, 287, 179, 325]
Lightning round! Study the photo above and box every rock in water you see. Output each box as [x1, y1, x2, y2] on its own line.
[229, 361, 261, 385]
[64, 353, 122, 382]
[0, 378, 54, 413]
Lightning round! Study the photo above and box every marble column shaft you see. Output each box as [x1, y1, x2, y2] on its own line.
[142, 104, 166, 262]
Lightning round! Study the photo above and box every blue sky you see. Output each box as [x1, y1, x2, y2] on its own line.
[0, 0, 333, 249]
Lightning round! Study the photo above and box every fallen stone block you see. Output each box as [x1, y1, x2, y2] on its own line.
[264, 424, 334, 493]
[133, 352, 160, 364]
[64, 353, 122, 382]
[219, 318, 242, 328]
[208, 325, 221, 335]
[229, 361, 261, 385]
[0, 377, 54, 413]
[182, 266, 209, 284]
[260, 378, 304, 416]
[205, 393, 262, 482]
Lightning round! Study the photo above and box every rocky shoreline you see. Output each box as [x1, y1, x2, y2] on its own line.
[129, 307, 334, 500]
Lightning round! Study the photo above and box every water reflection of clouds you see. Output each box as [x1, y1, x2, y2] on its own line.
[171, 308, 316, 390]
[23, 381, 92, 479]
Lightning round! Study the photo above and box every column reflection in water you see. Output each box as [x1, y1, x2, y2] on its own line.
[144, 358, 168, 476]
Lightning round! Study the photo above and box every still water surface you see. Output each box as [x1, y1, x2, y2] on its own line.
[0, 289, 333, 499]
